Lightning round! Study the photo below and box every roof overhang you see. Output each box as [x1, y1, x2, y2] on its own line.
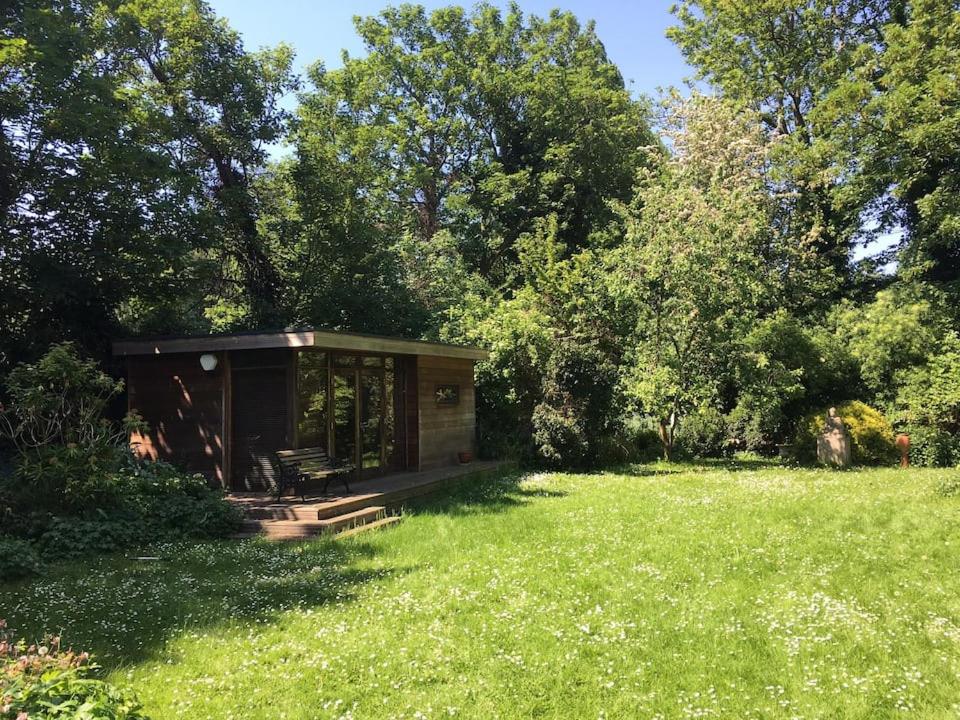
[112, 329, 489, 361]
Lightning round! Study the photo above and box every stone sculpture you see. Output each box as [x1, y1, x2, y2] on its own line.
[817, 407, 851, 467]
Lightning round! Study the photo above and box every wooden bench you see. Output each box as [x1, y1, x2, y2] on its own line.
[274, 447, 354, 501]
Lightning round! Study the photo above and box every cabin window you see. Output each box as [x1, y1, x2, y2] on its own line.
[296, 351, 328, 449]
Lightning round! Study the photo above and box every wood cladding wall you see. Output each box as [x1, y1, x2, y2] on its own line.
[127, 354, 224, 484]
[416, 356, 476, 469]
[123, 348, 480, 485]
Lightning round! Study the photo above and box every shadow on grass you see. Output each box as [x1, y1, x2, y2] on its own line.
[613, 457, 784, 473]
[2, 465, 554, 671]
[392, 470, 580, 516]
[1, 534, 416, 670]
[400, 469, 572, 518]
[601, 464, 683, 478]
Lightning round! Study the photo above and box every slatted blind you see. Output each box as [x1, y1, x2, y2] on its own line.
[231, 367, 288, 490]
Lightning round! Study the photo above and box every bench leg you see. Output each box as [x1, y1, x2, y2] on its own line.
[320, 474, 351, 495]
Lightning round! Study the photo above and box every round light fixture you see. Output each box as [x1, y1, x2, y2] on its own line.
[199, 353, 219, 372]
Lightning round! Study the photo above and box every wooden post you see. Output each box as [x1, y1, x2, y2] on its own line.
[221, 351, 232, 489]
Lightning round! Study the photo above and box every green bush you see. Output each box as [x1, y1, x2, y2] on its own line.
[531, 339, 620, 468]
[29, 462, 242, 561]
[677, 408, 728, 458]
[795, 401, 897, 466]
[13, 441, 130, 513]
[0, 342, 143, 514]
[0, 345, 242, 571]
[0, 621, 148, 719]
[0, 537, 41, 580]
[904, 426, 960, 468]
[615, 416, 663, 463]
[729, 311, 860, 451]
[36, 518, 143, 560]
[531, 402, 590, 468]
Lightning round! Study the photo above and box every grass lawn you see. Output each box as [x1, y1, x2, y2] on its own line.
[3, 462, 960, 719]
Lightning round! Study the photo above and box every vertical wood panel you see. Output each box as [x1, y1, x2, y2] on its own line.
[403, 355, 419, 470]
[416, 356, 476, 469]
[127, 353, 224, 484]
[231, 366, 288, 490]
[221, 352, 232, 489]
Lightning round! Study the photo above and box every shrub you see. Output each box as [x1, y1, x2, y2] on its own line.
[0, 537, 41, 580]
[677, 408, 728, 458]
[0, 342, 146, 514]
[531, 402, 590, 468]
[729, 311, 860, 451]
[795, 401, 897, 466]
[0, 345, 241, 569]
[30, 463, 242, 561]
[531, 339, 620, 468]
[904, 426, 960, 468]
[0, 620, 148, 719]
[12, 441, 129, 513]
[36, 518, 143, 560]
[614, 416, 663, 463]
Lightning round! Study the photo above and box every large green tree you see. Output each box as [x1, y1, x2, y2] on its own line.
[614, 95, 784, 458]
[297, 3, 654, 300]
[0, 0, 295, 379]
[106, 0, 297, 328]
[831, 0, 960, 298]
[1, 0, 197, 373]
[668, 0, 903, 308]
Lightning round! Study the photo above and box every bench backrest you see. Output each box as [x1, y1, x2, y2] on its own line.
[276, 447, 331, 468]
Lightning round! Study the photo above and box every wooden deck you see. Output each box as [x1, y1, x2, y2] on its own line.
[228, 460, 506, 538]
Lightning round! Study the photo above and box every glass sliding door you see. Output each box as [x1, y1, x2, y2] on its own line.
[298, 350, 398, 479]
[332, 371, 357, 467]
[295, 351, 328, 450]
[360, 370, 383, 472]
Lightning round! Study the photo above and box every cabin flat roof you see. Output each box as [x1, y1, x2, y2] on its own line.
[112, 328, 488, 361]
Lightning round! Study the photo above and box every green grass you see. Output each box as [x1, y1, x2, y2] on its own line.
[4, 462, 960, 718]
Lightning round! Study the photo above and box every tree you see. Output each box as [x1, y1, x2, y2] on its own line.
[668, 1, 902, 308]
[0, 0, 201, 375]
[894, 331, 960, 434]
[0, 0, 296, 379]
[106, 0, 297, 327]
[297, 3, 653, 297]
[444, 215, 629, 467]
[728, 310, 859, 449]
[849, 0, 960, 298]
[614, 95, 782, 459]
[832, 282, 953, 401]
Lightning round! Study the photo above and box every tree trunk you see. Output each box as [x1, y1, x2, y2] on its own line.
[658, 412, 676, 461]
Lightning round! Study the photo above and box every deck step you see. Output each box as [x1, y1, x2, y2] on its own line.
[317, 506, 385, 534]
[335, 515, 403, 539]
[237, 519, 329, 540]
[236, 506, 391, 540]
[241, 504, 325, 521]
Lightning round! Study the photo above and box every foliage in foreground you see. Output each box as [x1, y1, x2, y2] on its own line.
[0, 345, 241, 579]
[0, 620, 147, 719]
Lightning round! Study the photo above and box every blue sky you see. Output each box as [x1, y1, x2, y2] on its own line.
[206, 1, 694, 100]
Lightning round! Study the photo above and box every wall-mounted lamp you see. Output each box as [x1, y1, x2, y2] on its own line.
[199, 353, 219, 372]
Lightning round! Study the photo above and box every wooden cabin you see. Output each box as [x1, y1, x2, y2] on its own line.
[112, 329, 488, 490]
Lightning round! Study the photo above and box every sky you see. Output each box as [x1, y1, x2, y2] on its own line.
[205, 0, 695, 100]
